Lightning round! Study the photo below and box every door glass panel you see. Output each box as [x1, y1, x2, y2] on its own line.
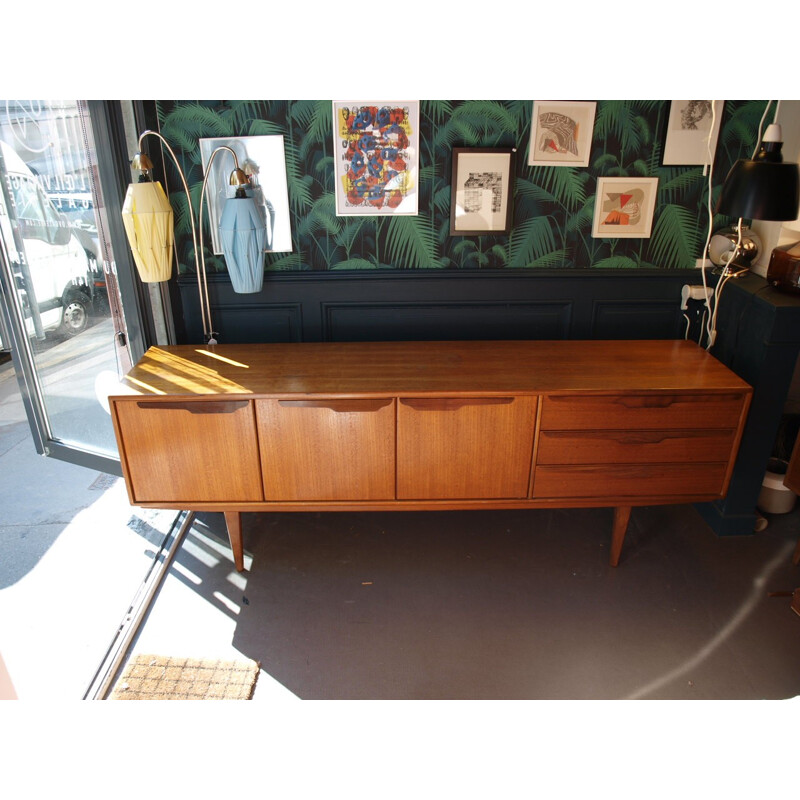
[0, 100, 129, 461]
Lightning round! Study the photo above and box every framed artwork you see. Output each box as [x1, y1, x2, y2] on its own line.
[450, 147, 516, 236]
[199, 135, 292, 254]
[662, 101, 724, 165]
[332, 101, 420, 216]
[528, 101, 596, 167]
[592, 177, 659, 239]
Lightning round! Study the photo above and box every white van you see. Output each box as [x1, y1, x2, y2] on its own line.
[0, 141, 97, 337]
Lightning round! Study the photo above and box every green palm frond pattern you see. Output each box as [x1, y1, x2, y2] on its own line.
[155, 100, 766, 274]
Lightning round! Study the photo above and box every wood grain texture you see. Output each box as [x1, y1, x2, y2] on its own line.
[396, 396, 536, 499]
[224, 511, 244, 572]
[540, 393, 747, 431]
[113, 399, 263, 503]
[532, 462, 728, 499]
[117, 340, 752, 398]
[610, 506, 632, 567]
[256, 398, 395, 501]
[536, 428, 738, 465]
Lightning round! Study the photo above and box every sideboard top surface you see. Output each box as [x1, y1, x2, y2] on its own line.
[114, 340, 752, 398]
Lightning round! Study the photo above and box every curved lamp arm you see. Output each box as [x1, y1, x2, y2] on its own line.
[136, 130, 215, 343]
[198, 145, 249, 343]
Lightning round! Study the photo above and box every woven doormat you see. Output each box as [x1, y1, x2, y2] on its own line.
[109, 655, 260, 700]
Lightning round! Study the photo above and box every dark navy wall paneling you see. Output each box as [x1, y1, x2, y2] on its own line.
[177, 269, 698, 345]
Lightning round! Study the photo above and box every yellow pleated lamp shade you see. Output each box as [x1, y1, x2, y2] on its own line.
[121, 181, 175, 282]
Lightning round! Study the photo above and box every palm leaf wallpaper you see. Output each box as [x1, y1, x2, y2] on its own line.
[154, 100, 766, 275]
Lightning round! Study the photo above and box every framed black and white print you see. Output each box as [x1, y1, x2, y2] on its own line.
[450, 147, 516, 235]
[662, 101, 724, 165]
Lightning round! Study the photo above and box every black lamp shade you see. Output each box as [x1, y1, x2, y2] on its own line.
[717, 158, 800, 220]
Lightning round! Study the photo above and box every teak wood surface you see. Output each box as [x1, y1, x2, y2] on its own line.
[117, 339, 750, 398]
[110, 340, 752, 571]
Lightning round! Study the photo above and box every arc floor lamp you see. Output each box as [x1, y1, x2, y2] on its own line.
[121, 130, 268, 344]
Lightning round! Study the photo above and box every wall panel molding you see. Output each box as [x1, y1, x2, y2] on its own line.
[321, 300, 573, 342]
[591, 300, 683, 339]
[176, 269, 703, 345]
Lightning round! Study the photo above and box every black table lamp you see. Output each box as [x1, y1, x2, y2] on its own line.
[717, 123, 800, 292]
[717, 123, 799, 222]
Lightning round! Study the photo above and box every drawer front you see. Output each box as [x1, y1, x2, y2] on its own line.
[533, 463, 728, 499]
[113, 399, 263, 503]
[540, 393, 747, 431]
[536, 428, 738, 465]
[397, 396, 536, 499]
[256, 398, 395, 501]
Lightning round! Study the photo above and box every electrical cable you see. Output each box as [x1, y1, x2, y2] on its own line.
[698, 101, 718, 347]
[703, 100, 776, 349]
[753, 101, 774, 159]
[709, 266, 736, 347]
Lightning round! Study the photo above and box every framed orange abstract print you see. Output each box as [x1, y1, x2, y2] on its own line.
[592, 177, 658, 239]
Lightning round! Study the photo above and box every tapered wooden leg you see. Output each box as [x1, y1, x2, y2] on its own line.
[792, 535, 800, 566]
[224, 511, 245, 572]
[610, 505, 632, 567]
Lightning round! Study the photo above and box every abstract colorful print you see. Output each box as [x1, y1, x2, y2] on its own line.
[336, 104, 414, 211]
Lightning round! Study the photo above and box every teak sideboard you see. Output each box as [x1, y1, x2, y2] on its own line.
[109, 340, 752, 571]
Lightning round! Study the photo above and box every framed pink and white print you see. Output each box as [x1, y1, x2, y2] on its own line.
[528, 101, 596, 167]
[592, 177, 659, 239]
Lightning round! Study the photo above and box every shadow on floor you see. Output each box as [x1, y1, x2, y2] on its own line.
[173, 504, 800, 700]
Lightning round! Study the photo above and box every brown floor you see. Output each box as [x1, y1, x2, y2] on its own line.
[147, 502, 800, 700]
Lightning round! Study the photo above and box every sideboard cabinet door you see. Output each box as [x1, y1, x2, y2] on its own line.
[256, 398, 396, 501]
[396, 396, 536, 499]
[113, 399, 264, 503]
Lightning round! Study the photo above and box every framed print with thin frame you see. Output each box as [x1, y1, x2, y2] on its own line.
[663, 101, 724, 165]
[528, 101, 596, 167]
[592, 176, 658, 239]
[450, 147, 516, 235]
[332, 101, 420, 216]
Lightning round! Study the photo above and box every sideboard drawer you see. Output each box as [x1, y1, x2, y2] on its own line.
[397, 395, 536, 499]
[256, 398, 396, 501]
[540, 393, 747, 431]
[113, 398, 263, 503]
[534, 462, 729, 499]
[536, 428, 738, 465]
